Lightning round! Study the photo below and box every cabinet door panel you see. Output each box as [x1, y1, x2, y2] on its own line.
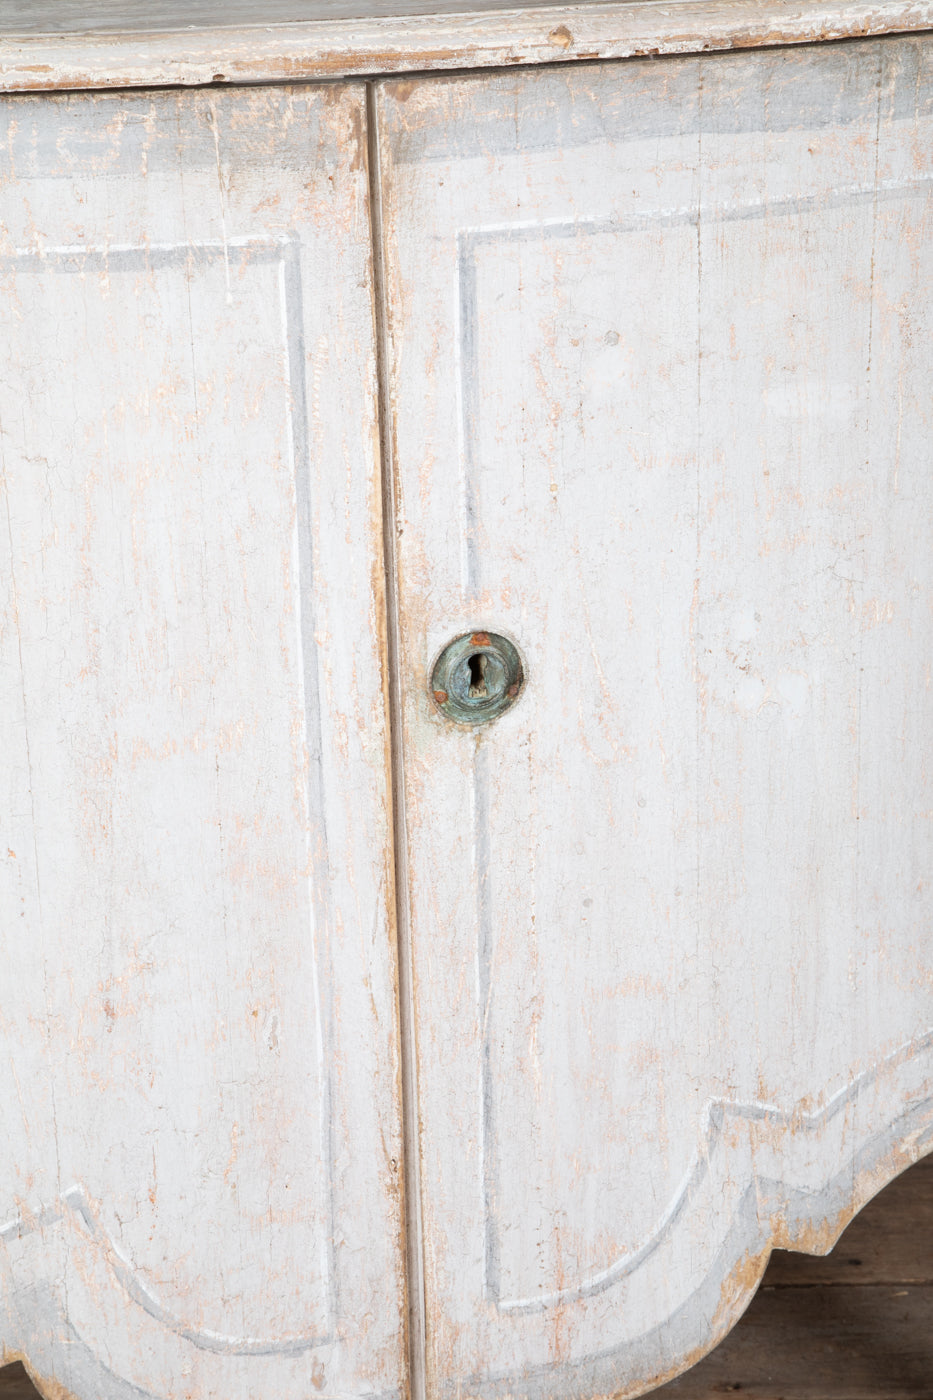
[0, 85, 404, 1400]
[376, 37, 933, 1397]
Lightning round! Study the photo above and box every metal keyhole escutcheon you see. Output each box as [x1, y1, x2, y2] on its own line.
[431, 631, 524, 725]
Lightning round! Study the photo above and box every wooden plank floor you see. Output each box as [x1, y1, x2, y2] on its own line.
[1, 1154, 931, 1398]
[658, 1153, 933, 1400]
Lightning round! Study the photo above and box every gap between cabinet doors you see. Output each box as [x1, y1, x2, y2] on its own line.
[366, 77, 429, 1400]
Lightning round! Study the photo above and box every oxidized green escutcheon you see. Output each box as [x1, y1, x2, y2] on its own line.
[431, 631, 524, 725]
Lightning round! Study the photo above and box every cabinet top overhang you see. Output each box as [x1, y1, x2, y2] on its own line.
[0, 0, 930, 92]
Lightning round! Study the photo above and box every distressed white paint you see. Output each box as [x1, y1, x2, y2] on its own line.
[0, 0, 932, 92]
[2, 22, 932, 1400]
[0, 85, 405, 1400]
[376, 35, 933, 1398]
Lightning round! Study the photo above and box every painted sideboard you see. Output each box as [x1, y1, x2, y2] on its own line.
[0, 5, 931, 1399]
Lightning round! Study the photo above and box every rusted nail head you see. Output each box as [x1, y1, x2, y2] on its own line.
[433, 689, 449, 705]
[470, 631, 490, 646]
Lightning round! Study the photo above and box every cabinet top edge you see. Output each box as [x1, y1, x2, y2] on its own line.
[0, 0, 929, 91]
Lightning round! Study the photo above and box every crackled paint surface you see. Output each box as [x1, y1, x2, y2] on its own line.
[376, 34, 933, 1399]
[0, 84, 406, 1400]
[1, 0, 933, 91]
[1, 29, 932, 1400]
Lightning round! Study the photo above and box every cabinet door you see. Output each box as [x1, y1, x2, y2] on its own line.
[0, 85, 405, 1400]
[375, 35, 933, 1397]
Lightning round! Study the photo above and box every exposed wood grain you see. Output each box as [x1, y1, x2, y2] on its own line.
[0, 1367, 33, 1400]
[376, 32, 933, 1400]
[0, 83, 405, 1400]
[4, 1157, 931, 1398]
[655, 1155, 933, 1397]
[766, 1155, 933, 1287]
[0, 0, 932, 91]
[3, 22, 933, 1400]
[656, 1285, 933, 1399]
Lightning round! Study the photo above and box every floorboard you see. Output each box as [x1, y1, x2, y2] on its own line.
[658, 1155, 933, 1399]
[0, 1368, 35, 1399]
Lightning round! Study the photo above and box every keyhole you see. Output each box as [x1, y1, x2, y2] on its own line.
[468, 653, 487, 698]
[431, 631, 523, 724]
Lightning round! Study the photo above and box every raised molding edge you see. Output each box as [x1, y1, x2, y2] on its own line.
[0, 0, 932, 92]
